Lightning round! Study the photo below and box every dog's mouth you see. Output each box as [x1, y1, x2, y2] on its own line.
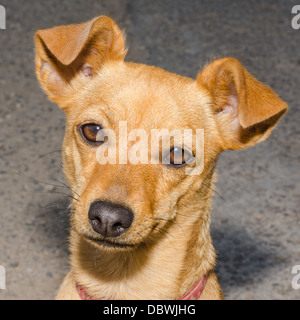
[83, 235, 136, 250]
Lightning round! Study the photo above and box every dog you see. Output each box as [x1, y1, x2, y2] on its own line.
[34, 16, 287, 300]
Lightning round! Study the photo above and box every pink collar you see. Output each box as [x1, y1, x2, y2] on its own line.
[76, 274, 207, 300]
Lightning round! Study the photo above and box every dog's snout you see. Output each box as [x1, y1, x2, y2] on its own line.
[88, 201, 134, 237]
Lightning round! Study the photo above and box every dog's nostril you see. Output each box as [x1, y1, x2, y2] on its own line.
[112, 224, 124, 236]
[90, 216, 102, 229]
[88, 201, 134, 238]
[112, 222, 122, 230]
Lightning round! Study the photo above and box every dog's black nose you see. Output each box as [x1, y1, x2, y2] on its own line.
[88, 201, 134, 238]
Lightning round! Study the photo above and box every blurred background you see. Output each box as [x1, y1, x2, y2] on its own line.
[0, 0, 299, 299]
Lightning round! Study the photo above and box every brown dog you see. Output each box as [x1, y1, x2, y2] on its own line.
[34, 16, 287, 300]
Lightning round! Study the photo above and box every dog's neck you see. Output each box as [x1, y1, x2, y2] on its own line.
[70, 174, 216, 300]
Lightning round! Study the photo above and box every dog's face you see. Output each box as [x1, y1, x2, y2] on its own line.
[35, 16, 287, 251]
[60, 62, 219, 251]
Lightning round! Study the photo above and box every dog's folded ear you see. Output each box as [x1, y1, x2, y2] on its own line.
[35, 16, 127, 103]
[197, 57, 287, 150]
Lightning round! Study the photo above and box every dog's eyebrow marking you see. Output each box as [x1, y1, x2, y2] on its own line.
[97, 99, 111, 112]
[92, 100, 115, 124]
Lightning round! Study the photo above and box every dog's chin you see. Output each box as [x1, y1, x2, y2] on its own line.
[82, 235, 137, 252]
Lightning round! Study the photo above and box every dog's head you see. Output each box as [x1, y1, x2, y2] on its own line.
[35, 16, 287, 251]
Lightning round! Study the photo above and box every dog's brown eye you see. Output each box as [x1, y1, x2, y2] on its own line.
[80, 123, 103, 144]
[167, 147, 194, 167]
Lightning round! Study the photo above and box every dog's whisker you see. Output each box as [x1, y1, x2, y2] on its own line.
[32, 191, 79, 202]
[46, 177, 81, 199]
[38, 209, 68, 216]
[201, 181, 227, 203]
[16, 169, 80, 202]
[172, 217, 186, 236]
[15, 169, 65, 188]
[153, 226, 177, 249]
[31, 149, 63, 163]
[15, 168, 80, 199]
[136, 231, 149, 247]
[40, 199, 68, 210]
[159, 227, 174, 239]
[152, 216, 184, 232]
[68, 203, 83, 213]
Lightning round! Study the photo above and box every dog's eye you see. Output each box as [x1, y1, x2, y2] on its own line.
[80, 123, 103, 144]
[167, 147, 194, 167]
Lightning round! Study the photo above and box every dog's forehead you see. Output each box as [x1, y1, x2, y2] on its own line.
[76, 61, 211, 130]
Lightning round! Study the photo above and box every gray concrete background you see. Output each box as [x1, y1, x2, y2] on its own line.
[0, 0, 299, 300]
